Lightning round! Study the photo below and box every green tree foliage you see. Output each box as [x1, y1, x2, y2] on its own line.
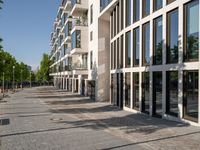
[0, 50, 31, 85]
[0, 0, 3, 9]
[36, 53, 52, 83]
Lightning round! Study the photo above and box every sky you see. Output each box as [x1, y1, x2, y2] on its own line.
[0, 0, 60, 70]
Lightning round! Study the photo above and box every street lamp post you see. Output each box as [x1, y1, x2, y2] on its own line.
[13, 66, 15, 92]
[2, 60, 5, 97]
[30, 71, 32, 88]
[21, 69, 23, 90]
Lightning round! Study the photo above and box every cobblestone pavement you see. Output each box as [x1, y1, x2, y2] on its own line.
[0, 87, 200, 150]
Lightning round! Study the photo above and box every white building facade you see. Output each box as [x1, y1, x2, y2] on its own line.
[50, 0, 200, 125]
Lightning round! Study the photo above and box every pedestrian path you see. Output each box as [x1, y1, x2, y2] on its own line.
[0, 87, 200, 150]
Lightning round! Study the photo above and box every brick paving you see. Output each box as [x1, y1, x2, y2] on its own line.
[0, 87, 200, 150]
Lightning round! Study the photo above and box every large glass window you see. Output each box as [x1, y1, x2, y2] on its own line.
[166, 71, 178, 117]
[125, 31, 131, 68]
[133, 0, 140, 23]
[142, 22, 150, 65]
[133, 72, 139, 110]
[153, 16, 163, 65]
[90, 51, 93, 69]
[120, 35, 124, 68]
[184, 0, 199, 61]
[121, 0, 124, 30]
[125, 73, 131, 108]
[133, 27, 140, 66]
[111, 43, 113, 69]
[72, 30, 81, 49]
[153, 72, 163, 117]
[114, 41, 116, 69]
[90, 4, 93, 24]
[65, 22, 72, 37]
[153, 0, 163, 11]
[126, 0, 132, 26]
[142, 72, 150, 114]
[167, 9, 179, 64]
[117, 38, 120, 68]
[183, 71, 199, 122]
[142, 0, 150, 18]
[111, 12, 113, 39]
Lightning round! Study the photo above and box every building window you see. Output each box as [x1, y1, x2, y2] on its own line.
[90, 4, 93, 24]
[111, 43, 113, 69]
[133, 0, 140, 23]
[167, 0, 176, 5]
[120, 35, 124, 68]
[183, 71, 199, 122]
[125, 31, 131, 68]
[142, 0, 150, 18]
[142, 72, 149, 114]
[117, 3, 120, 33]
[114, 9, 116, 36]
[133, 72, 139, 110]
[153, 72, 162, 117]
[153, 0, 163, 11]
[133, 27, 140, 66]
[125, 73, 131, 108]
[142, 22, 150, 65]
[111, 12, 113, 39]
[184, 0, 199, 62]
[166, 71, 178, 117]
[114, 41, 116, 69]
[153, 16, 163, 65]
[90, 31, 93, 41]
[117, 38, 120, 68]
[167, 9, 179, 64]
[121, 0, 124, 30]
[126, 0, 132, 26]
[90, 51, 93, 70]
[72, 30, 81, 49]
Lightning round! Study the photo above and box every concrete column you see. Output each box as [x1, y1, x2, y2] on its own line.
[178, 4, 184, 119]
[72, 78, 75, 93]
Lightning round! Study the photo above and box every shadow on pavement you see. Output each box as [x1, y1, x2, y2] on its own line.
[0, 124, 98, 138]
[99, 130, 200, 150]
[26, 94, 83, 99]
[45, 99, 94, 105]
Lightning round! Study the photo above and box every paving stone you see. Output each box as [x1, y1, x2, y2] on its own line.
[0, 87, 200, 150]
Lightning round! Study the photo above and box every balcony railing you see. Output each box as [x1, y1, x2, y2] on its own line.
[100, 0, 112, 12]
[72, 18, 88, 29]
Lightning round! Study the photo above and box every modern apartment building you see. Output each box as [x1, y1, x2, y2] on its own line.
[50, 0, 200, 125]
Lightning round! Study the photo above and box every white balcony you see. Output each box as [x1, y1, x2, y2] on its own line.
[71, 0, 88, 16]
[64, 0, 72, 11]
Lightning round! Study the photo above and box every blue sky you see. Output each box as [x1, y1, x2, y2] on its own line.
[0, 0, 60, 70]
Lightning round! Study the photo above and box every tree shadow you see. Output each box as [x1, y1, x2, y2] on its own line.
[45, 98, 94, 106]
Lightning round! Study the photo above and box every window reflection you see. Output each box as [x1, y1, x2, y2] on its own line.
[184, 0, 199, 61]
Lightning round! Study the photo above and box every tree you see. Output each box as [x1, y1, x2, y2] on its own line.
[0, 0, 3, 49]
[36, 53, 53, 83]
[0, 0, 3, 9]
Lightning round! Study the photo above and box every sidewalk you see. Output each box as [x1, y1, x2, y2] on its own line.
[1, 87, 200, 150]
[42, 87, 200, 150]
